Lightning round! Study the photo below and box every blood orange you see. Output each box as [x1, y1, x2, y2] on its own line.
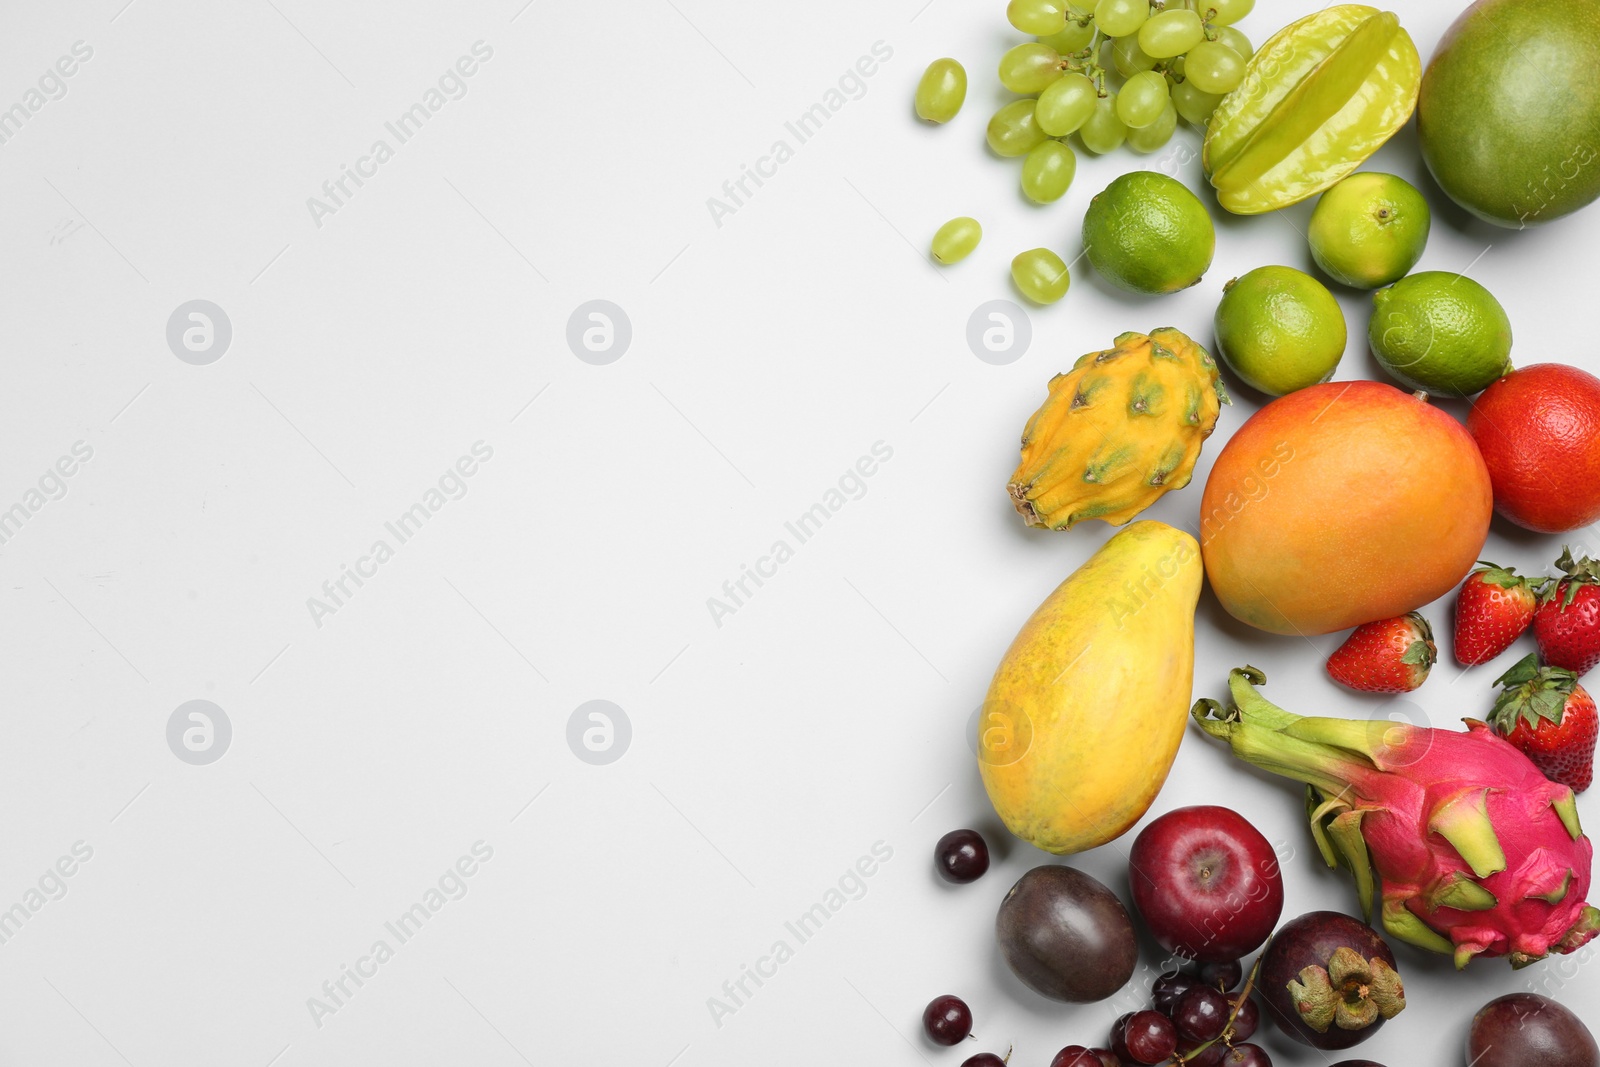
[1467, 364, 1600, 533]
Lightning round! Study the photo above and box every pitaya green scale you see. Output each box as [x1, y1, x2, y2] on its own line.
[1193, 666, 1599, 969]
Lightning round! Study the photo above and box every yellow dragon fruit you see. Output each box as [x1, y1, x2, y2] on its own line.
[1193, 667, 1599, 969]
[1008, 328, 1227, 530]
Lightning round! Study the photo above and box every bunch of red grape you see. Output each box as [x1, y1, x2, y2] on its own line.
[1050, 959, 1269, 1067]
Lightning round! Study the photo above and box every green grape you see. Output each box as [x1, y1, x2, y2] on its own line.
[1037, 13, 1094, 53]
[1185, 40, 1244, 94]
[1035, 72, 1098, 135]
[1214, 25, 1253, 61]
[1021, 140, 1078, 203]
[1172, 79, 1222, 124]
[1138, 9, 1204, 58]
[1007, 0, 1067, 35]
[931, 217, 982, 264]
[1206, 0, 1254, 27]
[1112, 34, 1159, 77]
[1125, 99, 1177, 152]
[987, 98, 1049, 156]
[1078, 92, 1127, 153]
[999, 42, 1063, 94]
[1093, 0, 1148, 38]
[1116, 70, 1169, 129]
[915, 58, 968, 123]
[1012, 248, 1072, 304]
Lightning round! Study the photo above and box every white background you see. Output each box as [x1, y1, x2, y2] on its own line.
[0, 0, 1596, 1064]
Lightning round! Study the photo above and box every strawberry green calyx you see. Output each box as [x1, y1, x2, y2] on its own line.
[1490, 653, 1580, 733]
[1544, 547, 1600, 608]
[1472, 560, 1544, 594]
[1399, 612, 1436, 672]
[1192, 667, 1599, 968]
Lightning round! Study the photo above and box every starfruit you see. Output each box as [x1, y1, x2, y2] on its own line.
[1204, 5, 1421, 214]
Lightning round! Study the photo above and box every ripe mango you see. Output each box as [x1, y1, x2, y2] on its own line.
[978, 521, 1201, 854]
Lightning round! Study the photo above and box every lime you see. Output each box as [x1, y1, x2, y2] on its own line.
[1368, 271, 1512, 396]
[1213, 266, 1347, 395]
[1308, 173, 1431, 289]
[1082, 171, 1214, 294]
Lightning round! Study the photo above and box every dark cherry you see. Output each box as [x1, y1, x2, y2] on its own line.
[1050, 1046, 1099, 1067]
[1152, 972, 1199, 1014]
[1174, 986, 1231, 1043]
[961, 1056, 1007, 1067]
[935, 829, 990, 883]
[1180, 1041, 1226, 1067]
[1220, 1044, 1272, 1067]
[1227, 996, 1259, 1043]
[1114, 1010, 1178, 1065]
[1197, 959, 1243, 992]
[922, 994, 972, 1045]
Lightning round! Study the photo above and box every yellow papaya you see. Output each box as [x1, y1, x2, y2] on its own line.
[978, 521, 1201, 854]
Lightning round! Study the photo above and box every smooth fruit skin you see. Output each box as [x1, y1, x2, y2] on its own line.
[1468, 993, 1600, 1067]
[922, 994, 973, 1045]
[1201, 381, 1492, 635]
[1260, 911, 1403, 1050]
[1468, 364, 1600, 533]
[1128, 805, 1284, 962]
[1419, 0, 1600, 227]
[979, 521, 1202, 853]
[995, 865, 1138, 1002]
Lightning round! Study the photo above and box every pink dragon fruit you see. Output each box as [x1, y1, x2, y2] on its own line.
[1193, 666, 1599, 969]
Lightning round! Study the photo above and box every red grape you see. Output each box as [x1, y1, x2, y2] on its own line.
[935, 829, 990, 883]
[1197, 959, 1243, 992]
[1152, 972, 1198, 1014]
[1049, 1047, 1100, 1067]
[1179, 1041, 1225, 1067]
[961, 1056, 1006, 1067]
[1227, 996, 1259, 1042]
[1221, 1044, 1272, 1067]
[1174, 986, 1230, 1042]
[922, 995, 972, 1045]
[1114, 1010, 1178, 1065]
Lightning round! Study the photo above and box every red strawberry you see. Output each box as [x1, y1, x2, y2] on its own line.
[1327, 612, 1436, 693]
[1533, 548, 1600, 677]
[1454, 561, 1543, 665]
[1488, 653, 1598, 792]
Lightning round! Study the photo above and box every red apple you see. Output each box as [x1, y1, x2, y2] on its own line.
[1127, 806, 1284, 963]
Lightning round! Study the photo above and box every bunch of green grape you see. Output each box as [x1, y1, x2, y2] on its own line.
[914, 0, 1255, 302]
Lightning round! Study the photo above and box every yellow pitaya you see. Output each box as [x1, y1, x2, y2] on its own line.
[1193, 667, 1599, 969]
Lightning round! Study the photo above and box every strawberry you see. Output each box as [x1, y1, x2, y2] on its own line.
[1453, 561, 1543, 665]
[1533, 548, 1600, 677]
[1327, 612, 1436, 693]
[1488, 652, 1598, 792]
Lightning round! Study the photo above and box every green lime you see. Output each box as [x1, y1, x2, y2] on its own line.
[1308, 173, 1431, 289]
[1213, 265, 1347, 396]
[1082, 171, 1215, 294]
[1368, 271, 1512, 396]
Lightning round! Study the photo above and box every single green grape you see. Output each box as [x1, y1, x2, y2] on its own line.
[1037, 12, 1094, 53]
[999, 42, 1063, 94]
[1035, 72, 1098, 135]
[915, 58, 968, 123]
[1112, 34, 1159, 77]
[1125, 99, 1177, 152]
[987, 98, 1049, 156]
[931, 217, 982, 264]
[1078, 92, 1127, 154]
[1012, 248, 1072, 304]
[1206, 0, 1254, 27]
[1172, 79, 1223, 125]
[1214, 25, 1253, 62]
[1138, 9, 1205, 58]
[1007, 0, 1067, 35]
[1116, 70, 1169, 129]
[1021, 140, 1078, 203]
[1093, 0, 1148, 38]
[1184, 40, 1244, 94]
